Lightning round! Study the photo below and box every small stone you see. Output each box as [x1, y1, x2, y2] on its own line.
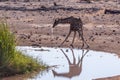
[113, 30, 116, 32]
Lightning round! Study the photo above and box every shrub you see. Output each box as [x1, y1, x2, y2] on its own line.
[0, 23, 46, 77]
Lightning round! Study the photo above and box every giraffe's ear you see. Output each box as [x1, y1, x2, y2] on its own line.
[53, 18, 58, 22]
[55, 19, 57, 22]
[55, 18, 59, 21]
[78, 17, 82, 20]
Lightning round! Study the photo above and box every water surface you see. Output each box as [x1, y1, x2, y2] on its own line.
[17, 46, 120, 80]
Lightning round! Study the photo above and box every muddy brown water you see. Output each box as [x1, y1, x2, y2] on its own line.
[14, 46, 120, 80]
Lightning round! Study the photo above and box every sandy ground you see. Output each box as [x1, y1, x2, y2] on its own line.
[0, 0, 120, 80]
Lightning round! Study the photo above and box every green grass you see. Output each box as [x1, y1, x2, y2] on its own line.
[0, 23, 46, 77]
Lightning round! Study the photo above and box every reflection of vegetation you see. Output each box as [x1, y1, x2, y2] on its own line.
[0, 23, 46, 77]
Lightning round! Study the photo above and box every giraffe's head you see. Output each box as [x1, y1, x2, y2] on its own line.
[53, 19, 59, 28]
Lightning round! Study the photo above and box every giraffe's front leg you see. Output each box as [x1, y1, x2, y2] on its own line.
[59, 30, 71, 47]
[70, 31, 76, 48]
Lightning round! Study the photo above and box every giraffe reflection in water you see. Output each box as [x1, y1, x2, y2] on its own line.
[52, 49, 89, 78]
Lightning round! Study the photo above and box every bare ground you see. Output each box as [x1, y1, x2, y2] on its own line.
[0, 0, 120, 80]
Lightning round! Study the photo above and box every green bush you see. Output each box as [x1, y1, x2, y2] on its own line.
[0, 23, 46, 77]
[0, 23, 15, 68]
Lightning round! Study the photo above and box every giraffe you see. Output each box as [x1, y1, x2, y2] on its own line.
[52, 16, 89, 48]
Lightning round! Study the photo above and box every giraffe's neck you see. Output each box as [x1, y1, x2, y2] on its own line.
[57, 16, 74, 24]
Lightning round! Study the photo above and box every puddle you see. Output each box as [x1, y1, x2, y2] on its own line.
[16, 46, 120, 80]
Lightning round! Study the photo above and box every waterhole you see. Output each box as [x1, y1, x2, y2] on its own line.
[16, 46, 120, 80]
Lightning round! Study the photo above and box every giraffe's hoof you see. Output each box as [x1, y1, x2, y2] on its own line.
[70, 44, 74, 48]
[58, 44, 62, 47]
[86, 45, 89, 49]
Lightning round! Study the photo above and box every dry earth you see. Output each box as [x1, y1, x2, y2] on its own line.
[0, 0, 120, 80]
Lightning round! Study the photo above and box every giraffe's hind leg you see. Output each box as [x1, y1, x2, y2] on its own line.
[59, 30, 71, 47]
[78, 30, 89, 49]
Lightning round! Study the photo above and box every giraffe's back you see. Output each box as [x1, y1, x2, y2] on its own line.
[70, 18, 83, 31]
